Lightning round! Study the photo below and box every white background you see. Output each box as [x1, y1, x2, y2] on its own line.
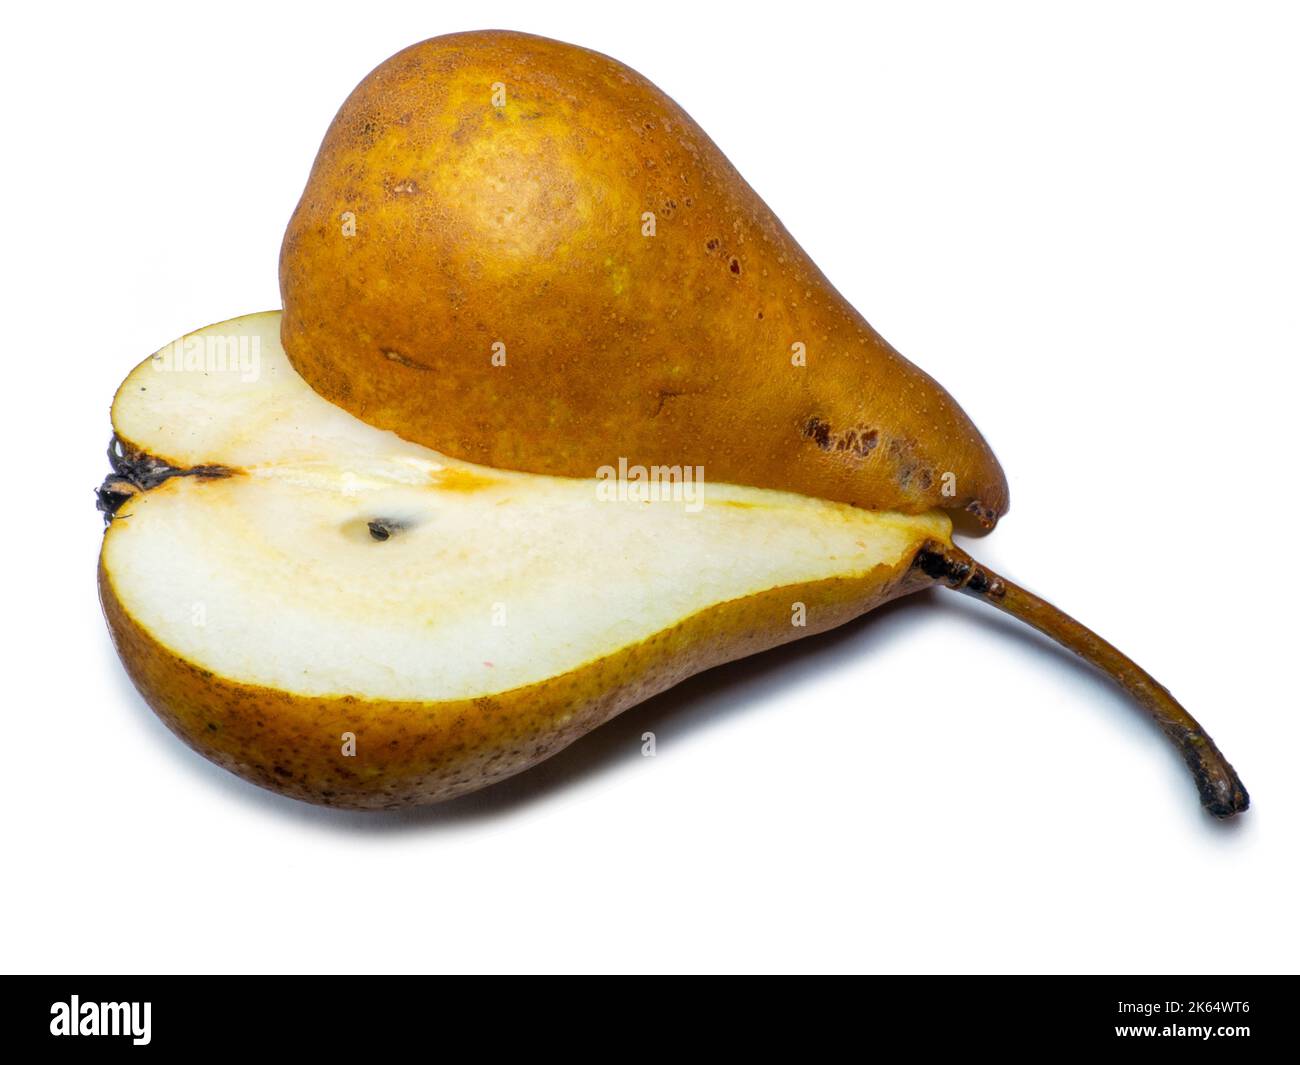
[4, 1, 1298, 974]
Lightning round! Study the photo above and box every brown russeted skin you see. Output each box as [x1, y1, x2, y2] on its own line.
[279, 29, 1009, 527]
[99, 544, 933, 809]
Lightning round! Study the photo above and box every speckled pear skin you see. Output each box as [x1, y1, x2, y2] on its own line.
[280, 30, 1009, 527]
[99, 545, 937, 809]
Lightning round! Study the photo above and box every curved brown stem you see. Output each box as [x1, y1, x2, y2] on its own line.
[914, 542, 1249, 818]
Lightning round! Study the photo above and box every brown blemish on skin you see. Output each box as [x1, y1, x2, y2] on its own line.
[652, 388, 692, 417]
[965, 499, 999, 529]
[801, 418, 879, 458]
[380, 348, 432, 371]
[837, 428, 879, 457]
[803, 416, 832, 449]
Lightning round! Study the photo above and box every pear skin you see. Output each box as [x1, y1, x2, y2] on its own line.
[279, 30, 1009, 526]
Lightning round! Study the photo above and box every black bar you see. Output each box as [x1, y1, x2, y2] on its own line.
[2, 975, 1293, 1052]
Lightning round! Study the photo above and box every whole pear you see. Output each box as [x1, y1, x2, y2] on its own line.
[280, 29, 1008, 525]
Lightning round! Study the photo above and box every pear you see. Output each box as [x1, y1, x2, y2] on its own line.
[279, 30, 1007, 526]
[99, 32, 1247, 817]
[100, 313, 954, 807]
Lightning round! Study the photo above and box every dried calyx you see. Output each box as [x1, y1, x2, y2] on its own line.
[96, 437, 230, 523]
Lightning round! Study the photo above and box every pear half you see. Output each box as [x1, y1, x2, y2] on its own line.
[100, 313, 952, 808]
[100, 315, 1246, 815]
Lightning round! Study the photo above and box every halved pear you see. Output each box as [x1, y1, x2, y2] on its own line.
[100, 314, 1246, 815]
[100, 313, 954, 808]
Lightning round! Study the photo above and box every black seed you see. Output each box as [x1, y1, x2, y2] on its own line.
[368, 518, 408, 541]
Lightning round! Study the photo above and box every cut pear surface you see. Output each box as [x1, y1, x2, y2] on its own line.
[106, 313, 949, 702]
[100, 313, 949, 805]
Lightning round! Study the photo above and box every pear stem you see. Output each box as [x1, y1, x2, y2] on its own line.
[914, 542, 1249, 818]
